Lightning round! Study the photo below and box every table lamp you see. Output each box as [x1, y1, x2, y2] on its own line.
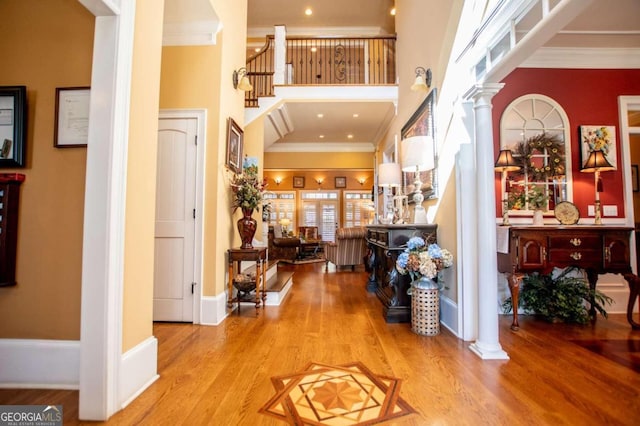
[494, 149, 521, 226]
[580, 149, 614, 225]
[279, 218, 291, 234]
[378, 162, 404, 223]
[401, 135, 434, 224]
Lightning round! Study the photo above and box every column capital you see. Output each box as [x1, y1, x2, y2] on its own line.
[463, 83, 505, 105]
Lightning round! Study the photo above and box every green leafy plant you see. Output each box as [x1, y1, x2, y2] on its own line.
[502, 267, 612, 324]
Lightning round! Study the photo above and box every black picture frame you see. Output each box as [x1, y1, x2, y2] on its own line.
[54, 87, 90, 148]
[335, 176, 346, 188]
[226, 117, 243, 174]
[0, 86, 27, 168]
[632, 164, 639, 192]
[401, 88, 437, 201]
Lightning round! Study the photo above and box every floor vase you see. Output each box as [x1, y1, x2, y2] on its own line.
[411, 277, 440, 336]
[237, 208, 257, 249]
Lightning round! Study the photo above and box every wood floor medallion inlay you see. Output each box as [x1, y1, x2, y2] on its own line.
[260, 361, 416, 425]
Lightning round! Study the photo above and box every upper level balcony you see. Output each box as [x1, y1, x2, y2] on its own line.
[243, 26, 397, 108]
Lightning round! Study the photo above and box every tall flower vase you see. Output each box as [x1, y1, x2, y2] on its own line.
[532, 209, 544, 226]
[411, 276, 440, 336]
[237, 208, 257, 249]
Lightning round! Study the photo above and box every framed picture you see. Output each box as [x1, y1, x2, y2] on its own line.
[401, 88, 437, 200]
[633, 165, 639, 192]
[293, 176, 305, 188]
[580, 125, 617, 169]
[226, 117, 243, 174]
[54, 87, 90, 148]
[335, 176, 346, 188]
[0, 86, 27, 167]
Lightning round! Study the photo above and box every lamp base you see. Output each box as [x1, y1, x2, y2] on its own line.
[414, 206, 428, 224]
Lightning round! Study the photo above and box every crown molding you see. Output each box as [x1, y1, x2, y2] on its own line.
[522, 47, 640, 69]
[265, 142, 375, 153]
[162, 20, 220, 46]
[247, 26, 389, 39]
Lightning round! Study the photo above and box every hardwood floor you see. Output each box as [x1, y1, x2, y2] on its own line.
[2, 262, 639, 425]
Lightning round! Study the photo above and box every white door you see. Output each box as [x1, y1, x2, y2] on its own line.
[153, 118, 197, 321]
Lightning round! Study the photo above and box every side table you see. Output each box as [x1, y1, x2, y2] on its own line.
[227, 247, 268, 310]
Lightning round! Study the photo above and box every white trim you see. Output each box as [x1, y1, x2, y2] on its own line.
[162, 21, 220, 46]
[159, 109, 207, 324]
[79, 0, 136, 420]
[264, 275, 294, 306]
[439, 295, 459, 337]
[247, 25, 389, 39]
[200, 293, 229, 325]
[118, 337, 158, 409]
[523, 47, 640, 69]
[0, 339, 80, 389]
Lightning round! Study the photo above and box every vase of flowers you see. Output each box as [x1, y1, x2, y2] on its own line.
[231, 158, 266, 249]
[396, 236, 453, 336]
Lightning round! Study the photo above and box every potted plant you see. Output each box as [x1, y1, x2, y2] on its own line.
[395, 236, 454, 336]
[502, 267, 612, 324]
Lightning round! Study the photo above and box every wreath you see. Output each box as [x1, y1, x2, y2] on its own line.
[514, 133, 565, 181]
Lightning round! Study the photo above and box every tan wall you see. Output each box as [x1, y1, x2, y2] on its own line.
[379, 0, 463, 302]
[263, 170, 373, 191]
[0, 0, 93, 339]
[122, 0, 165, 353]
[264, 151, 374, 170]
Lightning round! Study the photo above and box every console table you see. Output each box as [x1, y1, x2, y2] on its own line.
[227, 247, 267, 310]
[366, 224, 437, 323]
[497, 225, 637, 330]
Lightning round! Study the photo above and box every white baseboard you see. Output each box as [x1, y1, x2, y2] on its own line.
[201, 292, 229, 325]
[440, 295, 459, 337]
[119, 336, 158, 409]
[0, 339, 80, 389]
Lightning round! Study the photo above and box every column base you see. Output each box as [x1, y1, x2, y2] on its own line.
[469, 342, 509, 360]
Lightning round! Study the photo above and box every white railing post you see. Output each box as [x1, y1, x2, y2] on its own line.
[274, 25, 286, 85]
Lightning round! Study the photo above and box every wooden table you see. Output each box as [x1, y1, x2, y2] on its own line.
[497, 225, 637, 330]
[227, 247, 267, 310]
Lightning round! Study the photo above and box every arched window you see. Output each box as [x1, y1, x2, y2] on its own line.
[500, 94, 572, 214]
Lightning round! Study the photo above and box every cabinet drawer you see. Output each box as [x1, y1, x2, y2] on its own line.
[548, 235, 600, 249]
[548, 249, 601, 265]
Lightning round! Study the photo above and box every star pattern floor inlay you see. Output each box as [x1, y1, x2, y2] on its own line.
[260, 361, 416, 425]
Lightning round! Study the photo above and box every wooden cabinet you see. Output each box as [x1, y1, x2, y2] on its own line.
[0, 173, 25, 287]
[498, 225, 634, 329]
[366, 224, 437, 323]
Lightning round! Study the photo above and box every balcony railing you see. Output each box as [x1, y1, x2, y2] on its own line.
[244, 34, 397, 108]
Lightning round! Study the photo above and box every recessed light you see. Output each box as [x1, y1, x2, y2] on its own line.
[254, 47, 260, 52]
[310, 47, 317, 53]
[317, 113, 324, 118]
[305, 8, 313, 16]
[347, 134, 354, 139]
[390, 7, 396, 16]
[319, 135, 325, 139]
[353, 113, 359, 118]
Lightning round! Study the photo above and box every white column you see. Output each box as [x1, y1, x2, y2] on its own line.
[273, 25, 286, 85]
[464, 83, 509, 360]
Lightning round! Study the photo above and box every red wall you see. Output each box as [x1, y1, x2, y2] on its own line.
[492, 68, 640, 219]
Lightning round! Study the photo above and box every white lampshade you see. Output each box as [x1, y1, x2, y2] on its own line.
[378, 162, 402, 187]
[410, 75, 429, 92]
[279, 218, 290, 227]
[237, 76, 253, 91]
[401, 135, 434, 172]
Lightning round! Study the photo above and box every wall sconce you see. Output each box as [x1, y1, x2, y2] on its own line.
[233, 67, 253, 91]
[401, 135, 434, 223]
[410, 67, 432, 92]
[581, 149, 614, 225]
[274, 177, 282, 186]
[358, 178, 366, 185]
[494, 149, 521, 226]
[315, 178, 324, 186]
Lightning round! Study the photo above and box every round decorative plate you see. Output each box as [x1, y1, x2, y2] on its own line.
[554, 201, 580, 225]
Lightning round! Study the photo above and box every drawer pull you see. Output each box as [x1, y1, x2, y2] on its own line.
[570, 252, 582, 261]
[569, 238, 581, 247]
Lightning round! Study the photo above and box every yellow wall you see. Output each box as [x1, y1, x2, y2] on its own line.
[0, 0, 93, 339]
[264, 151, 374, 170]
[122, 0, 165, 353]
